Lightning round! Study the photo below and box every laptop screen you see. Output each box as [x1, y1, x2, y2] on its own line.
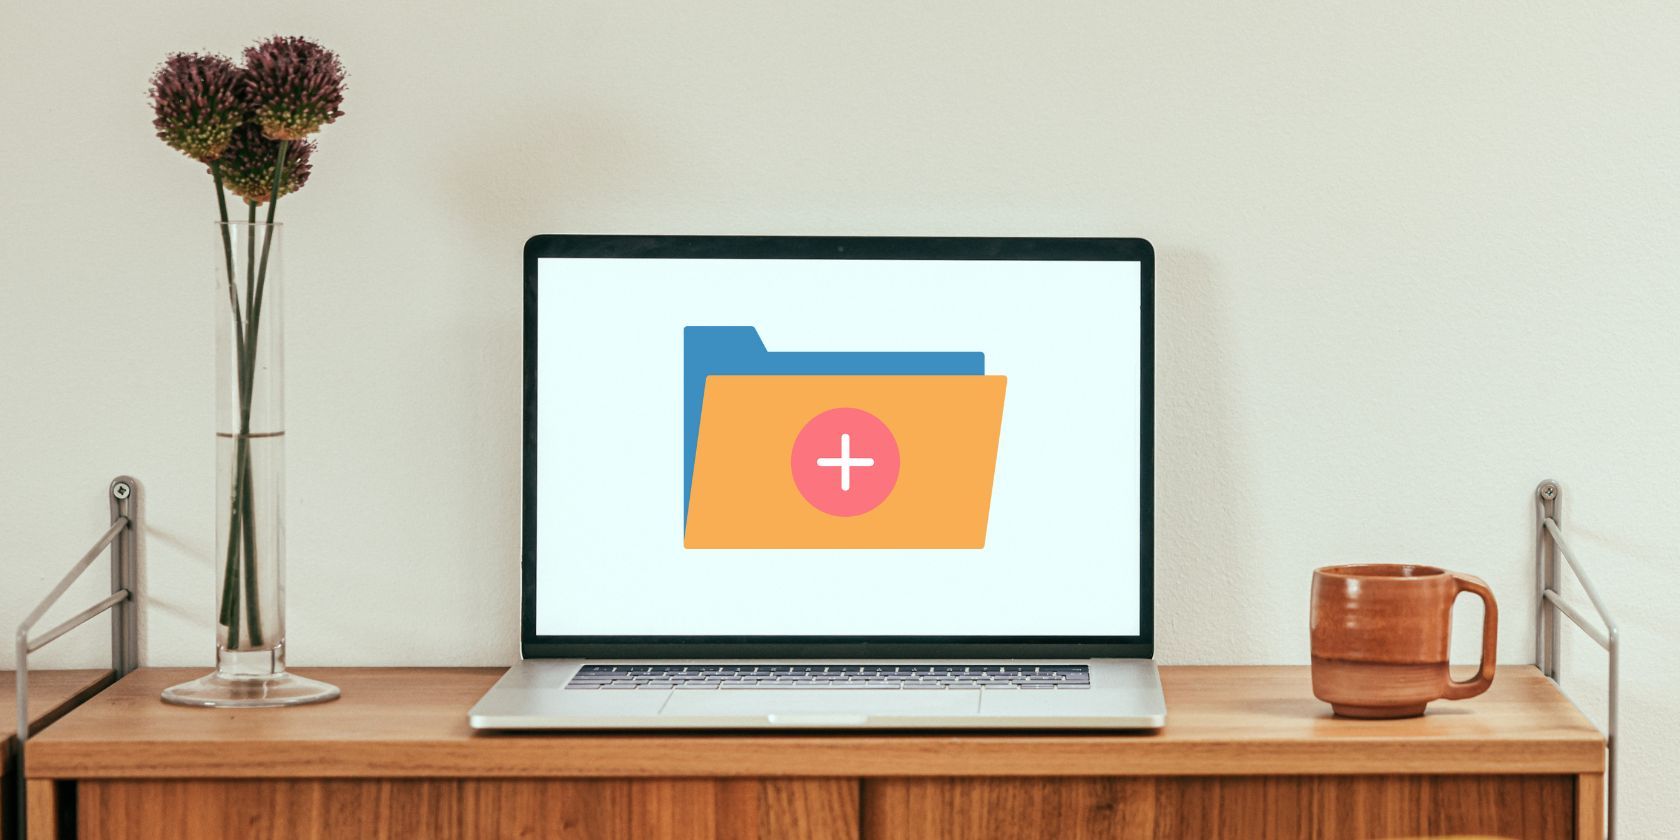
[526, 237, 1150, 651]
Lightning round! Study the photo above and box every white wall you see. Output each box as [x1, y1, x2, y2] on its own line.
[3, 0, 1675, 833]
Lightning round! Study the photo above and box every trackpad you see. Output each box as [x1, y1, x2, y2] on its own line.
[662, 690, 979, 721]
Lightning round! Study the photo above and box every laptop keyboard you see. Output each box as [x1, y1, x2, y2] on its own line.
[565, 664, 1091, 690]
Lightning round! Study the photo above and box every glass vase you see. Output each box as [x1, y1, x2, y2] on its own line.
[163, 221, 338, 707]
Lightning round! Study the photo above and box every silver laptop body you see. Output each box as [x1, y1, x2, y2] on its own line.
[471, 658, 1163, 729]
[472, 235, 1163, 730]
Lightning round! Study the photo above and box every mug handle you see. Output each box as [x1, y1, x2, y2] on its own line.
[1443, 573, 1498, 700]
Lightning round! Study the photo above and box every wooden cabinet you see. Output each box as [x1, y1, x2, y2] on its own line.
[23, 666, 1604, 839]
[2, 670, 110, 840]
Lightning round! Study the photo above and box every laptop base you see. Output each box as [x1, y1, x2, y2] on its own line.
[470, 659, 1165, 730]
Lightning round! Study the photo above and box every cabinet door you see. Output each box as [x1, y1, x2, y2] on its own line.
[74, 778, 859, 840]
[862, 775, 1575, 839]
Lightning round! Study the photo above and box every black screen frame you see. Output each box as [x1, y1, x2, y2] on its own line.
[522, 235, 1154, 659]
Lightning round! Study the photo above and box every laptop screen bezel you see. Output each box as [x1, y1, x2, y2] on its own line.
[522, 234, 1154, 659]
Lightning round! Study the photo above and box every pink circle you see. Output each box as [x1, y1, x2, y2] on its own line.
[790, 407, 900, 517]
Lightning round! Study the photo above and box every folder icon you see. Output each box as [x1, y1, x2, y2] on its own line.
[684, 327, 1006, 549]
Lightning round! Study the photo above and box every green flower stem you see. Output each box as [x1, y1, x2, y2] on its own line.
[211, 163, 240, 322]
[225, 143, 291, 649]
[218, 198, 268, 649]
[238, 199, 263, 647]
[251, 141, 286, 319]
[238, 445, 260, 645]
[211, 163, 249, 644]
[218, 201, 258, 647]
[245, 200, 257, 323]
[219, 451, 247, 646]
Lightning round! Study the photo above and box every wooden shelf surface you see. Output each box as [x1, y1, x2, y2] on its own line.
[0, 669, 112, 766]
[23, 665, 1603, 780]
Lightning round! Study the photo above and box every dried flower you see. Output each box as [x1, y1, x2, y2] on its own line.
[214, 124, 314, 205]
[148, 53, 247, 162]
[242, 36, 346, 141]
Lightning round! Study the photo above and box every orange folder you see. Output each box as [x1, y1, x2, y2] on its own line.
[685, 375, 1006, 549]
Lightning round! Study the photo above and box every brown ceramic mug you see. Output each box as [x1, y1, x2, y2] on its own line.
[1310, 564, 1497, 719]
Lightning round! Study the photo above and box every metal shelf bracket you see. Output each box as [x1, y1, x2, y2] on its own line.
[1535, 479, 1619, 839]
[12, 476, 140, 839]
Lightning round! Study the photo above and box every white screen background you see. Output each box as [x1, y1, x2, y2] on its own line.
[535, 258, 1142, 637]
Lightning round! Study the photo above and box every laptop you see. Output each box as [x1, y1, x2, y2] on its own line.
[469, 235, 1163, 729]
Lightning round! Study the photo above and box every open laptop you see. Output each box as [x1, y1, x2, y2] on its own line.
[469, 235, 1162, 729]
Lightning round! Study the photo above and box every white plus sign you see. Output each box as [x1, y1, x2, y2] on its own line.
[815, 433, 875, 492]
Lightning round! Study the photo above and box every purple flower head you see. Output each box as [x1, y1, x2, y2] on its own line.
[148, 53, 247, 162]
[214, 123, 315, 205]
[242, 36, 346, 141]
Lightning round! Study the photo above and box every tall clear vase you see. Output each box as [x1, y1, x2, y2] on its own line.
[163, 221, 338, 707]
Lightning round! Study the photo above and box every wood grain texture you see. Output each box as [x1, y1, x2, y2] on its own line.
[2, 670, 110, 839]
[24, 666, 1603, 780]
[24, 780, 58, 840]
[1576, 772, 1604, 840]
[76, 778, 858, 840]
[0, 671, 112, 765]
[862, 775, 1574, 839]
